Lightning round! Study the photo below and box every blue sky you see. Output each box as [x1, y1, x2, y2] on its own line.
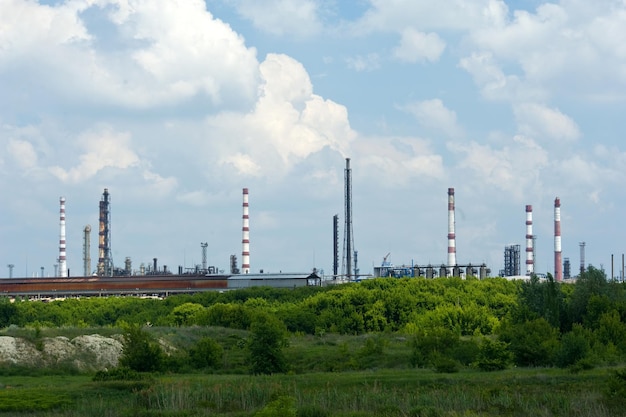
[1, 0, 626, 278]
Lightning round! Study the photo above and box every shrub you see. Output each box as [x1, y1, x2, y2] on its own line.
[247, 314, 289, 375]
[499, 318, 559, 367]
[256, 396, 297, 417]
[189, 337, 223, 370]
[604, 367, 626, 408]
[476, 338, 511, 371]
[432, 355, 460, 373]
[409, 327, 460, 368]
[555, 324, 591, 368]
[119, 325, 163, 372]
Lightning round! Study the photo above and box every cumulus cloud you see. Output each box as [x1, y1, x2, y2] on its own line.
[49, 126, 140, 183]
[346, 54, 380, 72]
[392, 29, 446, 63]
[402, 99, 463, 138]
[353, 0, 508, 33]
[514, 103, 580, 141]
[354, 135, 444, 188]
[466, 1, 626, 99]
[0, 0, 260, 109]
[7, 139, 38, 171]
[458, 52, 546, 102]
[232, 0, 323, 37]
[448, 135, 548, 201]
[208, 53, 356, 177]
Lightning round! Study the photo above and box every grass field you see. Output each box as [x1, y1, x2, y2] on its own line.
[0, 366, 624, 416]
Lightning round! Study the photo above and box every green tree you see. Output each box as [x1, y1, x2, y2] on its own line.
[409, 327, 460, 368]
[0, 298, 18, 328]
[189, 337, 223, 369]
[119, 325, 163, 372]
[247, 314, 289, 375]
[169, 302, 205, 326]
[476, 338, 512, 371]
[555, 324, 592, 368]
[499, 318, 559, 367]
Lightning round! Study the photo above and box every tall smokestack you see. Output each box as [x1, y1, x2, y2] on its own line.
[242, 188, 250, 274]
[554, 197, 562, 282]
[59, 197, 67, 278]
[343, 158, 354, 279]
[447, 188, 456, 273]
[525, 205, 534, 275]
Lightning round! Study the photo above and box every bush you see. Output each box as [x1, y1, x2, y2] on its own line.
[256, 396, 297, 417]
[604, 367, 626, 408]
[555, 324, 591, 368]
[119, 325, 163, 373]
[189, 337, 223, 370]
[499, 318, 559, 367]
[247, 314, 289, 375]
[432, 355, 460, 373]
[409, 327, 460, 368]
[476, 338, 511, 371]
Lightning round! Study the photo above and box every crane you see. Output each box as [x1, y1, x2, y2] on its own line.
[382, 252, 391, 267]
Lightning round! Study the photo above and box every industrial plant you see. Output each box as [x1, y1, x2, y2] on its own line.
[1, 156, 615, 299]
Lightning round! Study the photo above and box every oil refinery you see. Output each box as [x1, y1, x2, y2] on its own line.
[1, 157, 615, 299]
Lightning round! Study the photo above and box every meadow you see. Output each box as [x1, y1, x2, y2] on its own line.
[0, 364, 625, 416]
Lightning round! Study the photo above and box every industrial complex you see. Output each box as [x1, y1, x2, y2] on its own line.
[0, 157, 609, 298]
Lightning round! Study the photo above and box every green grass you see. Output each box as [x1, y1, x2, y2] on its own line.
[0, 367, 623, 416]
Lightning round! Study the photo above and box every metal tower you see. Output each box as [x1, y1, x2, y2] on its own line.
[579, 241, 586, 275]
[201, 242, 208, 272]
[97, 188, 113, 276]
[342, 158, 354, 279]
[83, 225, 91, 276]
[333, 214, 339, 278]
[504, 244, 521, 276]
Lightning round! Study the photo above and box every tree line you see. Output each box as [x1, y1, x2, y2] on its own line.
[1, 266, 626, 374]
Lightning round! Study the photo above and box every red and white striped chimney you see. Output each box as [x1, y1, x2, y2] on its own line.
[59, 196, 67, 278]
[525, 205, 534, 275]
[554, 197, 562, 282]
[241, 188, 250, 274]
[447, 188, 456, 272]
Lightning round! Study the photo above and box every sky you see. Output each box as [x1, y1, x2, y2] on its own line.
[1, 0, 626, 279]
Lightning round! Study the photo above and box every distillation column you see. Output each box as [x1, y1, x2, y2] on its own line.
[83, 225, 91, 276]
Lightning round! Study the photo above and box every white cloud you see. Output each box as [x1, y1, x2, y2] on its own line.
[467, 1, 626, 99]
[7, 139, 38, 170]
[232, 0, 323, 37]
[0, 0, 260, 109]
[207, 53, 356, 177]
[353, 0, 509, 33]
[448, 134, 549, 201]
[392, 29, 446, 63]
[458, 52, 546, 102]
[49, 126, 140, 183]
[402, 99, 463, 138]
[354, 135, 444, 188]
[514, 103, 580, 141]
[346, 54, 380, 72]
